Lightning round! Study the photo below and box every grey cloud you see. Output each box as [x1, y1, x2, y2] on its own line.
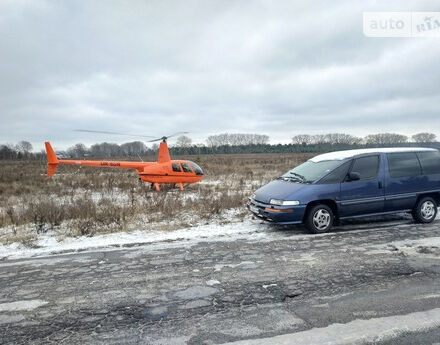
[0, 0, 439, 149]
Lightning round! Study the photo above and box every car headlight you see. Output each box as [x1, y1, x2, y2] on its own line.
[270, 199, 300, 206]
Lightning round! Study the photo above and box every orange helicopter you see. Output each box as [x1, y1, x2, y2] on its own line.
[45, 131, 204, 191]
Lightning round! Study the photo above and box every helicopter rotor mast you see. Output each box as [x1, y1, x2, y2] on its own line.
[147, 132, 190, 143]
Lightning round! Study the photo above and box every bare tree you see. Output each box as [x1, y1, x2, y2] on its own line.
[176, 135, 192, 147]
[252, 134, 270, 145]
[292, 133, 361, 145]
[208, 135, 217, 147]
[365, 133, 408, 145]
[412, 132, 437, 143]
[151, 143, 159, 153]
[324, 133, 362, 145]
[206, 133, 269, 147]
[292, 134, 313, 145]
[120, 141, 147, 156]
[16, 140, 33, 153]
[0, 144, 17, 159]
[89, 142, 121, 157]
[67, 143, 88, 158]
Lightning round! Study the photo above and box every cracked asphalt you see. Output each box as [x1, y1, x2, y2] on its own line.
[1, 215, 440, 344]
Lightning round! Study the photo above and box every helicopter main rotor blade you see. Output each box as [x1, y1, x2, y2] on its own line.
[166, 131, 190, 138]
[75, 129, 156, 139]
[147, 132, 190, 142]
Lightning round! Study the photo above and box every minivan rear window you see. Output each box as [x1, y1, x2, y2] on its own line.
[417, 151, 440, 175]
[387, 152, 422, 178]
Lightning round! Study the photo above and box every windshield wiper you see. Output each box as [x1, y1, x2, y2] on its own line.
[278, 175, 303, 183]
[288, 172, 307, 182]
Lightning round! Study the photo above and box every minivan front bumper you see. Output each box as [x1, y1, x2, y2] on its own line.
[247, 198, 306, 224]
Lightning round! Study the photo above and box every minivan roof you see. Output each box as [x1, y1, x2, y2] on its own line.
[310, 147, 437, 162]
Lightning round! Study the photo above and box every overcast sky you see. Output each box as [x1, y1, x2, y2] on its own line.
[1, 0, 440, 150]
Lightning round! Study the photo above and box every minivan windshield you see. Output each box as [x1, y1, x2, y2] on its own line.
[281, 159, 347, 183]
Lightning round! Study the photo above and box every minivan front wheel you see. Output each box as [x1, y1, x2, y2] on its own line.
[305, 204, 334, 234]
[412, 197, 438, 223]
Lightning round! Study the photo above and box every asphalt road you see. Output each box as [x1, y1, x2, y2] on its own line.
[1, 215, 440, 345]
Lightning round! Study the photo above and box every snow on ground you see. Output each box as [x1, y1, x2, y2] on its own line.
[199, 180, 222, 186]
[386, 236, 440, 258]
[1, 209, 438, 261]
[0, 300, 48, 312]
[224, 307, 440, 345]
[390, 237, 440, 248]
[0, 220, 277, 260]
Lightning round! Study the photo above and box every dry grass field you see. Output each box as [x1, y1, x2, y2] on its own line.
[0, 153, 311, 245]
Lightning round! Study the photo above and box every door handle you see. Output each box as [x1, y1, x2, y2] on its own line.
[378, 181, 383, 189]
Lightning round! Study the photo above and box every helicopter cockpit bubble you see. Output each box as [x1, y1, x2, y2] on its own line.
[189, 161, 204, 175]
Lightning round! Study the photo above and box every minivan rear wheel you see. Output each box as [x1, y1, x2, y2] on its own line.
[412, 197, 438, 223]
[305, 204, 334, 234]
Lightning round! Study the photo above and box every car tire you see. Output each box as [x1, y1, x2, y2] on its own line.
[412, 196, 438, 223]
[305, 204, 334, 234]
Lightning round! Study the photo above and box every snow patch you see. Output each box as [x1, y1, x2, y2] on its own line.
[0, 314, 25, 324]
[0, 256, 93, 267]
[206, 279, 221, 286]
[172, 286, 217, 300]
[0, 299, 48, 312]
[224, 307, 440, 345]
[214, 261, 258, 272]
[0, 221, 275, 260]
[391, 237, 440, 248]
[415, 293, 440, 300]
[386, 236, 440, 258]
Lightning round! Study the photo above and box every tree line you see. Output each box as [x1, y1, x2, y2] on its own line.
[0, 141, 34, 160]
[0, 132, 438, 160]
[206, 133, 269, 146]
[291, 132, 437, 145]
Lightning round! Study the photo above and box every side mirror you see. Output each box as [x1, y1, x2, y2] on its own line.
[348, 172, 361, 181]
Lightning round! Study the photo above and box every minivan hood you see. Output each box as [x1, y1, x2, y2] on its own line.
[254, 179, 306, 204]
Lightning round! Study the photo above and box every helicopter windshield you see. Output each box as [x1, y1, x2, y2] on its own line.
[189, 162, 204, 175]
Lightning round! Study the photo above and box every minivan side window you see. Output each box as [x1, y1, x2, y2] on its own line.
[350, 155, 379, 180]
[387, 152, 422, 178]
[319, 161, 351, 184]
[417, 151, 440, 175]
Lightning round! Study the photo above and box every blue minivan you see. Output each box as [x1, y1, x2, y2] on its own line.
[247, 148, 440, 233]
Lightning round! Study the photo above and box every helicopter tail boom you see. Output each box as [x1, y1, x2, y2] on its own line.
[44, 141, 151, 176]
